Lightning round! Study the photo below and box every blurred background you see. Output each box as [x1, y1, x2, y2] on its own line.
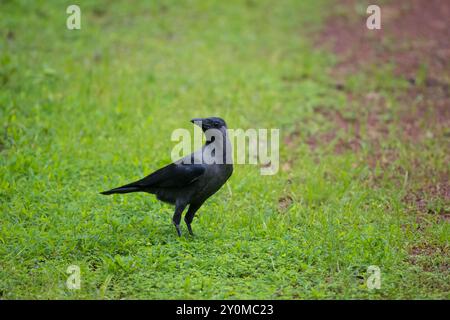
[0, 0, 448, 299]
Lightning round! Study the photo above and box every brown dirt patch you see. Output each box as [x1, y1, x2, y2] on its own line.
[317, 0, 450, 144]
[404, 181, 450, 216]
[278, 195, 293, 212]
[409, 243, 449, 272]
[320, 0, 450, 81]
[313, 0, 450, 216]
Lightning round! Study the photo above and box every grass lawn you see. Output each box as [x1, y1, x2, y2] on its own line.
[0, 0, 448, 299]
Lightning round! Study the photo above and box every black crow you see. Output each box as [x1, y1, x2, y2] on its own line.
[100, 117, 233, 236]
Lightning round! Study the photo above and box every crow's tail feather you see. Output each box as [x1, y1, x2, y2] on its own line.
[100, 185, 142, 195]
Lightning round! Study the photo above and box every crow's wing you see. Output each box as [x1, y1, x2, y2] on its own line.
[122, 163, 206, 189]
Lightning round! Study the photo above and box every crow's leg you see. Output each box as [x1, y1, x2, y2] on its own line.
[172, 203, 187, 237]
[184, 203, 202, 236]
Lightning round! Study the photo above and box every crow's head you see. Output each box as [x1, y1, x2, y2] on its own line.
[191, 117, 227, 132]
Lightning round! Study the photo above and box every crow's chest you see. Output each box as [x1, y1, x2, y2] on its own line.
[195, 165, 232, 200]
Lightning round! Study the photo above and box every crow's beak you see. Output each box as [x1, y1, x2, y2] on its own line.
[191, 118, 205, 128]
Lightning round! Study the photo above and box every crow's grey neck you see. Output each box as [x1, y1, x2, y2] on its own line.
[202, 127, 232, 164]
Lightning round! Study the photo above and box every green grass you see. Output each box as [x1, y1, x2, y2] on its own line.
[0, 0, 448, 299]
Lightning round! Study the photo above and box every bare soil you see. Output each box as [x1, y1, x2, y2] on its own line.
[314, 0, 450, 216]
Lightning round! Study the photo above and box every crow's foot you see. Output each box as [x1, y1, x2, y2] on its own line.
[174, 223, 182, 237]
[186, 223, 194, 236]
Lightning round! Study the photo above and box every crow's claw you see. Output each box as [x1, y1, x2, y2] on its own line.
[186, 224, 194, 236]
[174, 223, 182, 237]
